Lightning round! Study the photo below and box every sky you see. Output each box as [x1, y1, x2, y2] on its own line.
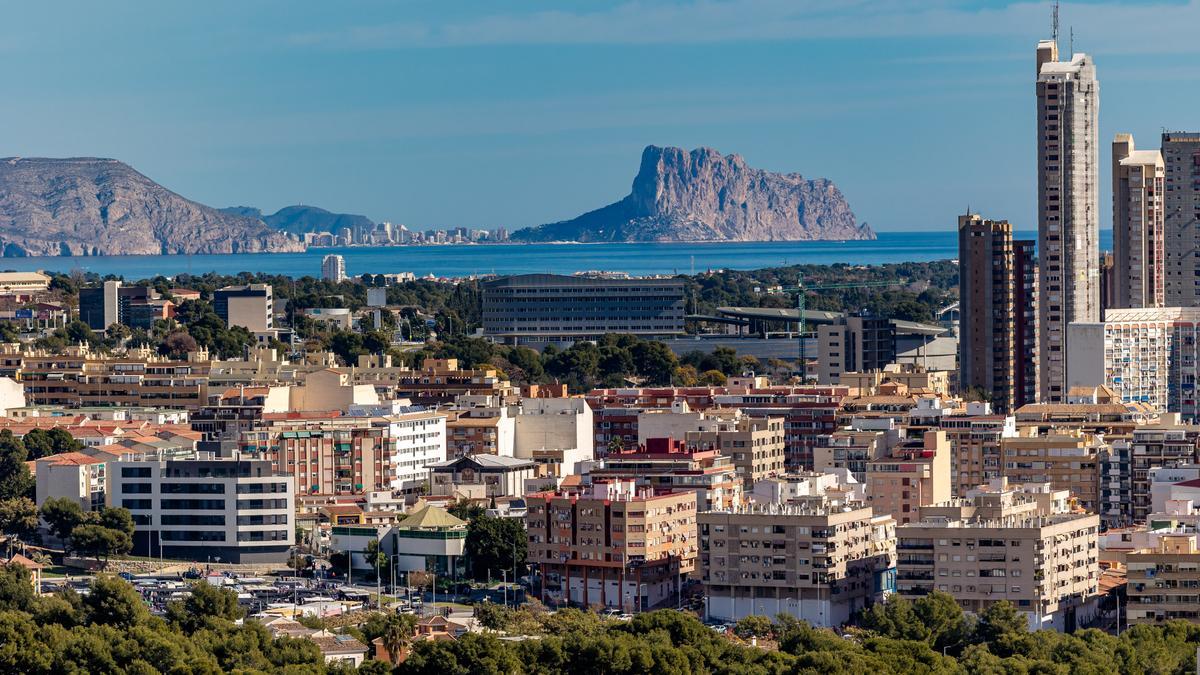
[3, 1, 1198, 233]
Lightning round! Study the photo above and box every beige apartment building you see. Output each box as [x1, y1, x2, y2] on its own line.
[866, 430, 951, 525]
[700, 496, 896, 627]
[1000, 432, 1103, 511]
[525, 480, 697, 612]
[939, 404, 1018, 496]
[896, 479, 1100, 630]
[688, 415, 785, 489]
[1111, 134, 1165, 309]
[1125, 529, 1200, 624]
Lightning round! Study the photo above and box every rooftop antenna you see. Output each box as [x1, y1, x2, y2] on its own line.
[1069, 26, 1074, 55]
[1052, 1, 1060, 52]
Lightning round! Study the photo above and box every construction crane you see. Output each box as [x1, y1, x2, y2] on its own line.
[781, 278, 902, 383]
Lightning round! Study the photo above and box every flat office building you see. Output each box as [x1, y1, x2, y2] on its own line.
[957, 214, 1038, 412]
[1036, 40, 1100, 402]
[1162, 132, 1200, 306]
[1112, 134, 1165, 309]
[481, 273, 685, 347]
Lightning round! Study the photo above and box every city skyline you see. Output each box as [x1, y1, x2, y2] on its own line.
[4, 1, 1200, 232]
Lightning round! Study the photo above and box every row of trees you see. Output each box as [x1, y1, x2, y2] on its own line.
[38, 498, 135, 567]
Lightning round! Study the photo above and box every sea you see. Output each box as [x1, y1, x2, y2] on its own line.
[0, 230, 1113, 280]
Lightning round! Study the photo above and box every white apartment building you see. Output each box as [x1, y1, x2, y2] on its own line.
[387, 410, 447, 493]
[1067, 307, 1200, 420]
[321, 254, 347, 283]
[111, 457, 294, 563]
[1036, 40, 1100, 402]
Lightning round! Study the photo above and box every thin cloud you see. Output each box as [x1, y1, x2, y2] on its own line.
[284, 0, 1200, 53]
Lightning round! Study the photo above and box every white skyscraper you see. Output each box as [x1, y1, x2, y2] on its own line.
[321, 254, 346, 283]
[1036, 39, 1099, 402]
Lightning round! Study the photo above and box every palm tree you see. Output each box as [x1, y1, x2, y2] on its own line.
[380, 615, 414, 665]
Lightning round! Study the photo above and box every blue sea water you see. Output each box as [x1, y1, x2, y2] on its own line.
[0, 230, 1113, 279]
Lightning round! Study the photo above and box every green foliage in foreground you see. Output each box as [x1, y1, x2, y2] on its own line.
[1, 564, 1198, 675]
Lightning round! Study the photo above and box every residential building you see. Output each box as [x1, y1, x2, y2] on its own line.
[1111, 134, 1165, 309]
[110, 456, 294, 563]
[957, 213, 1038, 413]
[688, 415, 785, 489]
[896, 479, 1100, 630]
[34, 452, 109, 511]
[427, 454, 538, 499]
[939, 403, 1018, 496]
[1129, 425, 1200, 522]
[700, 493, 896, 626]
[1067, 307, 1200, 420]
[1036, 40, 1100, 402]
[1000, 432, 1103, 512]
[815, 313, 897, 385]
[389, 504, 468, 577]
[214, 284, 273, 332]
[1162, 132, 1200, 306]
[866, 430, 951, 525]
[813, 417, 900, 483]
[481, 273, 686, 347]
[321, 254, 347, 283]
[525, 480, 698, 611]
[588, 437, 742, 510]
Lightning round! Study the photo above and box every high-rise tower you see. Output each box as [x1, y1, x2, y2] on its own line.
[1162, 132, 1200, 306]
[1036, 39, 1099, 402]
[1111, 133, 1165, 309]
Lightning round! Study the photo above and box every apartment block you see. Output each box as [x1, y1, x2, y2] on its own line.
[939, 403, 1018, 496]
[1129, 425, 1200, 522]
[1067, 307, 1200, 420]
[525, 481, 698, 611]
[866, 430, 951, 525]
[896, 479, 1100, 630]
[1162, 132, 1200, 306]
[1111, 134, 1165, 309]
[687, 415, 785, 489]
[958, 214, 1038, 413]
[1000, 432, 1102, 512]
[34, 452, 108, 512]
[588, 437, 742, 511]
[321, 254, 347, 283]
[111, 457, 294, 563]
[1036, 40, 1100, 402]
[700, 496, 896, 627]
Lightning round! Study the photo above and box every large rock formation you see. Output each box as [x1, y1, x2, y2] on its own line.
[0, 157, 305, 256]
[512, 145, 874, 243]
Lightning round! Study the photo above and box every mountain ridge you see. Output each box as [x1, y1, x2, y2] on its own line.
[0, 157, 303, 256]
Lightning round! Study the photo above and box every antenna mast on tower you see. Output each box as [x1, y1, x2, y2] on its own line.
[1052, 1, 1060, 51]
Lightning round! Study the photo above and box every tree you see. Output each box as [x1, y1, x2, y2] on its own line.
[464, 514, 527, 582]
[166, 581, 244, 632]
[21, 428, 83, 460]
[630, 340, 678, 385]
[0, 431, 32, 500]
[733, 614, 774, 639]
[0, 498, 39, 543]
[70, 523, 132, 570]
[83, 575, 148, 628]
[158, 330, 199, 359]
[0, 562, 36, 612]
[39, 497, 86, 548]
[699, 369, 727, 386]
[975, 601, 1027, 645]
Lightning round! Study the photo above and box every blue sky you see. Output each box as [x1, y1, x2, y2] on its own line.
[4, 1, 1197, 232]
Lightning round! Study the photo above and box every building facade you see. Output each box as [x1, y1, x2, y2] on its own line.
[321, 254, 347, 283]
[1036, 40, 1100, 402]
[1112, 134, 1165, 309]
[481, 273, 686, 347]
[111, 457, 294, 563]
[958, 214, 1038, 412]
[214, 284, 273, 333]
[1162, 132, 1200, 307]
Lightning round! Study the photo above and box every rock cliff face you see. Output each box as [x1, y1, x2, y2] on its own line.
[512, 145, 874, 243]
[0, 157, 304, 256]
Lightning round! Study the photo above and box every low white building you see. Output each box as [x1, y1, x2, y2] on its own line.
[427, 453, 537, 499]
